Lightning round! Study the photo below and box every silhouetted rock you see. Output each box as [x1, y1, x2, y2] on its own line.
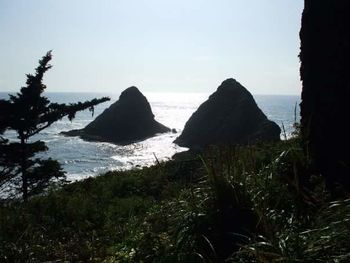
[174, 79, 280, 149]
[62, 87, 170, 144]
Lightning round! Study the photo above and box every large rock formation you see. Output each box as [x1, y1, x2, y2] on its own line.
[174, 79, 280, 149]
[62, 87, 170, 144]
[300, 1, 350, 190]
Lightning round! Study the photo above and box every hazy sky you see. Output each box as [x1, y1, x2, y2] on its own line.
[0, 0, 303, 94]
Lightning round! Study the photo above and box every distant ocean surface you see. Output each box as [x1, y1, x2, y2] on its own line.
[0, 92, 300, 181]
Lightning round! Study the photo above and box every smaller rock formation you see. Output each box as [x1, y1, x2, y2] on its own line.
[174, 78, 281, 149]
[62, 86, 170, 144]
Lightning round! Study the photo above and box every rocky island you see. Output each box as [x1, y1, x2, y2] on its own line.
[62, 86, 171, 144]
[174, 78, 281, 149]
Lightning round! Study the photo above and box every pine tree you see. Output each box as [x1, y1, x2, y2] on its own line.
[0, 51, 110, 201]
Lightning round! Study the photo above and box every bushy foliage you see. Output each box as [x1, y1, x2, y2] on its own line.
[1, 137, 349, 262]
[0, 51, 109, 201]
[0, 159, 202, 262]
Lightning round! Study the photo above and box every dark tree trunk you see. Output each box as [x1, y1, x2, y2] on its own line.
[20, 137, 28, 202]
[300, 1, 350, 190]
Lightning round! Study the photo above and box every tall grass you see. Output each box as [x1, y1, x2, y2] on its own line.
[199, 139, 350, 262]
[1, 136, 349, 262]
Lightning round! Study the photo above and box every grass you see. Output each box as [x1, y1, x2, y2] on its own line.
[1, 136, 350, 262]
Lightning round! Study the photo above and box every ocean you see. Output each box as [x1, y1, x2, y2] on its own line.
[0, 92, 300, 182]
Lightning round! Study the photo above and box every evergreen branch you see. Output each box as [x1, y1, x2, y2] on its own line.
[0, 51, 111, 200]
[25, 97, 110, 138]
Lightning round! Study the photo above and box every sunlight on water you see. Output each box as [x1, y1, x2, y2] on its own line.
[0, 92, 300, 182]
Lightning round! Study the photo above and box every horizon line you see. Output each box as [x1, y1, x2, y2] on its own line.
[0, 90, 301, 96]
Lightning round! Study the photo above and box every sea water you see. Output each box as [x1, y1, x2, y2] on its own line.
[0, 92, 300, 181]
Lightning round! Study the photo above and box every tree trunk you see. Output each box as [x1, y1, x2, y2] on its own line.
[20, 137, 28, 201]
[300, 1, 350, 190]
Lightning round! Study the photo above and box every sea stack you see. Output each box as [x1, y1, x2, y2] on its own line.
[174, 78, 281, 149]
[62, 86, 170, 144]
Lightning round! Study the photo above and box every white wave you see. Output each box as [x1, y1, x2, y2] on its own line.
[1, 92, 300, 181]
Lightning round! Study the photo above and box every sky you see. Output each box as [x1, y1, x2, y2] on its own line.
[0, 0, 303, 95]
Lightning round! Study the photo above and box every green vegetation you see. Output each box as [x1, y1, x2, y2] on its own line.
[0, 51, 109, 201]
[1, 136, 349, 262]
